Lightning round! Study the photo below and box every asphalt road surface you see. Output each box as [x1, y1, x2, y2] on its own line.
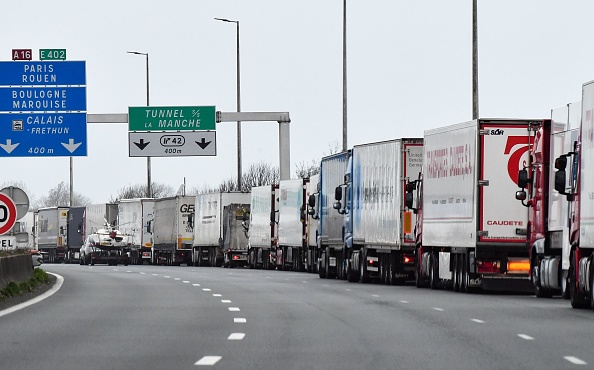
[1, 264, 593, 370]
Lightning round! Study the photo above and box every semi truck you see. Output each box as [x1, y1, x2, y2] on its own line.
[151, 195, 195, 266]
[85, 203, 119, 234]
[65, 206, 85, 264]
[552, 81, 594, 309]
[191, 192, 250, 267]
[514, 103, 580, 298]
[247, 185, 278, 270]
[118, 198, 155, 265]
[333, 138, 423, 284]
[305, 174, 320, 273]
[34, 207, 68, 263]
[406, 118, 545, 292]
[277, 178, 309, 271]
[309, 152, 350, 279]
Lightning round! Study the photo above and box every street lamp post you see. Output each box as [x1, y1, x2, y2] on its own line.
[127, 51, 152, 198]
[215, 17, 242, 191]
[342, 0, 347, 152]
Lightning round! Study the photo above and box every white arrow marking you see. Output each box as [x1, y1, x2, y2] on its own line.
[61, 139, 82, 153]
[0, 139, 19, 154]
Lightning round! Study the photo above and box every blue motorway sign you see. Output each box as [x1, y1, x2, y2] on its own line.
[0, 112, 87, 157]
[0, 61, 86, 86]
[0, 87, 87, 112]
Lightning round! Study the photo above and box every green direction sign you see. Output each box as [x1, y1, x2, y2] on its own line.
[39, 49, 66, 60]
[128, 106, 216, 131]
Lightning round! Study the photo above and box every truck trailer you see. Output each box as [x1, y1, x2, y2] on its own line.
[277, 178, 309, 271]
[151, 195, 195, 266]
[305, 174, 320, 273]
[247, 185, 278, 270]
[334, 138, 423, 284]
[65, 206, 85, 264]
[118, 198, 155, 265]
[34, 207, 68, 263]
[191, 192, 250, 267]
[406, 118, 544, 292]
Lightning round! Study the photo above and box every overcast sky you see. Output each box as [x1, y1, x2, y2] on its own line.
[1, 1, 593, 205]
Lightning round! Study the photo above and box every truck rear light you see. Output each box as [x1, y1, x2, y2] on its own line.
[507, 259, 530, 274]
[477, 261, 500, 274]
[233, 255, 240, 260]
[403, 254, 414, 264]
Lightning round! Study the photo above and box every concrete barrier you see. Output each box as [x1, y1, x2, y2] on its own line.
[0, 254, 34, 288]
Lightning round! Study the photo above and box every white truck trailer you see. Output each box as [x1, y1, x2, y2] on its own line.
[118, 198, 155, 265]
[247, 185, 278, 270]
[406, 118, 542, 292]
[151, 195, 195, 266]
[191, 192, 250, 267]
[85, 203, 119, 234]
[35, 207, 68, 263]
[334, 138, 423, 284]
[277, 178, 309, 271]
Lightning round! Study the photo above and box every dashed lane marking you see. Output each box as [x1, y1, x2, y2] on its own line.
[222, 300, 232, 303]
[126, 271, 132, 273]
[564, 356, 587, 365]
[234, 318, 246, 323]
[174, 278, 181, 281]
[229, 307, 240, 312]
[192, 284, 201, 287]
[399, 300, 409, 304]
[471, 319, 484, 323]
[183, 281, 190, 283]
[433, 307, 444, 312]
[194, 356, 222, 366]
[164, 276, 171, 278]
[213, 294, 222, 297]
[203, 288, 212, 292]
[372, 294, 380, 297]
[152, 274, 158, 276]
[227, 333, 245, 340]
[517, 334, 534, 340]
[140, 272, 146, 275]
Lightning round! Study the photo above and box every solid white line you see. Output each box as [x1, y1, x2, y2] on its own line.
[183, 281, 190, 284]
[228, 307, 240, 312]
[213, 294, 222, 297]
[202, 288, 211, 292]
[471, 319, 484, 323]
[564, 356, 587, 365]
[517, 334, 534, 340]
[194, 356, 222, 366]
[0, 272, 64, 318]
[234, 318, 246, 323]
[399, 300, 409, 304]
[227, 333, 245, 340]
[192, 283, 201, 287]
[222, 300, 232, 303]
[433, 307, 444, 311]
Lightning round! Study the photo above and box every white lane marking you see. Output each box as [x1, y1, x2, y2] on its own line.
[471, 319, 484, 323]
[213, 294, 222, 297]
[399, 300, 409, 304]
[433, 307, 444, 311]
[152, 274, 158, 276]
[302, 281, 308, 284]
[229, 307, 240, 312]
[164, 276, 171, 278]
[113, 269, 119, 271]
[222, 300, 232, 303]
[195, 356, 222, 366]
[174, 278, 181, 281]
[202, 288, 212, 292]
[140, 272, 146, 275]
[183, 281, 190, 284]
[126, 271, 132, 273]
[372, 294, 380, 297]
[517, 334, 534, 340]
[564, 356, 587, 365]
[266, 276, 272, 279]
[227, 333, 245, 340]
[345, 288, 352, 291]
[192, 284, 201, 287]
[234, 318, 246, 323]
[0, 272, 64, 318]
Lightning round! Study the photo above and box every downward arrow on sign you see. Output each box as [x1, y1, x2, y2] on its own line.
[195, 138, 211, 149]
[61, 138, 82, 153]
[0, 139, 19, 154]
[134, 139, 150, 150]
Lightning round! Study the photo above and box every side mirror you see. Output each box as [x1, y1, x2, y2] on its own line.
[406, 181, 416, 193]
[334, 186, 342, 201]
[554, 170, 567, 194]
[517, 169, 529, 189]
[405, 192, 414, 210]
[308, 194, 316, 208]
[515, 190, 527, 201]
[333, 201, 341, 210]
[555, 156, 567, 170]
[146, 220, 152, 234]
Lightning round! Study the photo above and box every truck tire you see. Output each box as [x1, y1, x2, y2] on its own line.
[570, 250, 589, 308]
[318, 250, 327, 278]
[359, 251, 369, 283]
[532, 254, 552, 298]
[429, 253, 438, 290]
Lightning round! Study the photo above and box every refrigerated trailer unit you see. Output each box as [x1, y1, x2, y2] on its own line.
[151, 195, 195, 266]
[247, 185, 278, 270]
[118, 198, 155, 265]
[277, 178, 309, 271]
[407, 119, 544, 292]
[35, 207, 68, 263]
[334, 138, 423, 284]
[191, 192, 250, 267]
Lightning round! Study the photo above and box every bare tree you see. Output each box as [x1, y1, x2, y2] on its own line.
[33, 181, 91, 209]
[110, 182, 175, 202]
[189, 161, 279, 194]
[294, 159, 320, 179]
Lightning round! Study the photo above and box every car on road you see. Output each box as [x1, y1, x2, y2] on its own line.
[31, 250, 43, 267]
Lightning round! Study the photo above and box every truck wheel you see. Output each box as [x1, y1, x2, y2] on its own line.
[532, 254, 552, 298]
[415, 250, 424, 288]
[570, 250, 589, 308]
[359, 252, 369, 283]
[429, 253, 438, 290]
[452, 254, 459, 292]
[318, 251, 327, 279]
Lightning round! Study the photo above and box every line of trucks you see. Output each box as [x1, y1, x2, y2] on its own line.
[25, 79, 594, 312]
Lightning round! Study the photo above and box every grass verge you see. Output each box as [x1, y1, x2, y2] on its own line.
[0, 268, 50, 302]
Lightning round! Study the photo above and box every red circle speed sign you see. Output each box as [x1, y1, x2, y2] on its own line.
[0, 193, 17, 235]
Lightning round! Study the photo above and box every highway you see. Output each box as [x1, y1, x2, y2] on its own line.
[1, 264, 593, 369]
